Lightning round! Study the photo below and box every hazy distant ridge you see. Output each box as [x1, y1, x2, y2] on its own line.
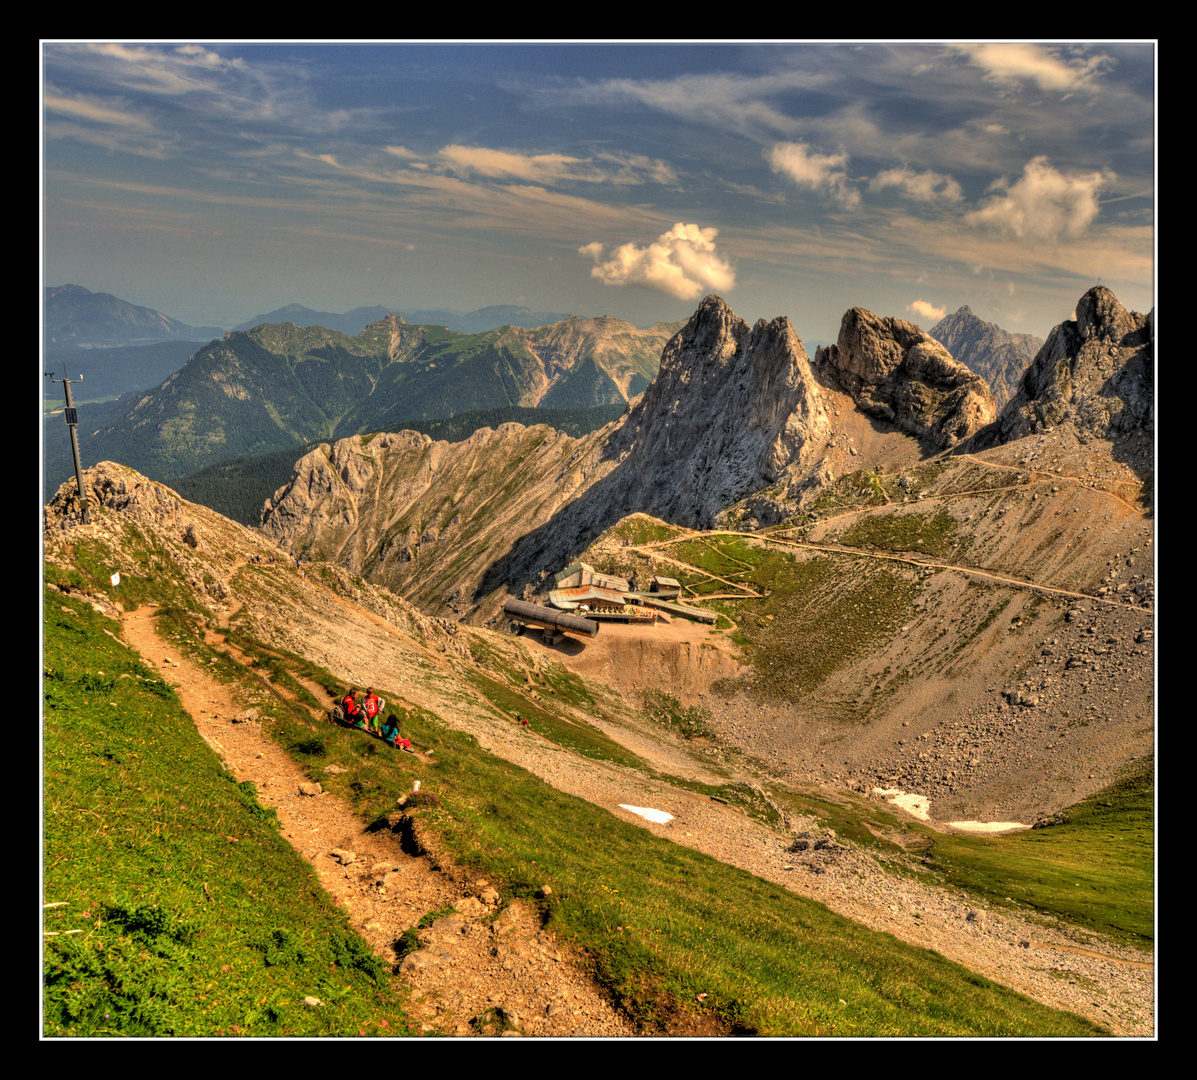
[44, 284, 225, 346]
[232, 302, 585, 337]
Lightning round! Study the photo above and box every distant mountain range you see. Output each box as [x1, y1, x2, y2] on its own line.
[43, 312, 681, 496]
[45, 285, 589, 348]
[232, 303, 580, 337]
[43, 288, 593, 406]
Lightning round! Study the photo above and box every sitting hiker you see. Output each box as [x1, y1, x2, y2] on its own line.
[380, 713, 412, 751]
[342, 687, 368, 729]
[363, 687, 385, 734]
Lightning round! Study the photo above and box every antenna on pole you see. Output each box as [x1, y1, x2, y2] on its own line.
[45, 371, 91, 525]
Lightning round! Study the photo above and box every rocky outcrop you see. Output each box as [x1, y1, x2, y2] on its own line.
[606, 295, 833, 528]
[984, 286, 1153, 445]
[929, 305, 1043, 410]
[815, 308, 996, 450]
[45, 459, 191, 535]
[259, 296, 839, 614]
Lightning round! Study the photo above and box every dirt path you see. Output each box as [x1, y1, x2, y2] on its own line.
[119, 604, 637, 1038]
[637, 529, 1150, 614]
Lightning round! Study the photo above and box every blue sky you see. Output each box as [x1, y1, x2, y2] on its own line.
[41, 41, 1155, 344]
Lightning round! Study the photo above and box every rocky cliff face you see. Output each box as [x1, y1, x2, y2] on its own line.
[929, 305, 1043, 410]
[606, 295, 833, 528]
[256, 296, 842, 614]
[815, 308, 996, 450]
[982, 286, 1153, 446]
[259, 425, 621, 616]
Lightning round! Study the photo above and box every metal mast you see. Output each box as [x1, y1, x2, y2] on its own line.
[45, 371, 90, 525]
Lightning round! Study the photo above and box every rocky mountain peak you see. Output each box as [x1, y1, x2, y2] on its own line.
[1075, 285, 1140, 345]
[815, 306, 995, 450]
[606, 295, 831, 527]
[981, 285, 1153, 446]
[929, 305, 1043, 411]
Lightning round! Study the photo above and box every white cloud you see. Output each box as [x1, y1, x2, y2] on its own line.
[767, 141, 859, 207]
[438, 145, 591, 184]
[43, 92, 152, 129]
[436, 145, 675, 187]
[766, 141, 861, 209]
[952, 43, 1112, 94]
[80, 42, 248, 95]
[871, 166, 963, 204]
[580, 223, 735, 300]
[908, 299, 946, 322]
[966, 156, 1112, 241]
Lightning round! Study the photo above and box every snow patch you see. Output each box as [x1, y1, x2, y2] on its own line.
[947, 820, 1031, 833]
[618, 804, 674, 824]
[872, 787, 931, 821]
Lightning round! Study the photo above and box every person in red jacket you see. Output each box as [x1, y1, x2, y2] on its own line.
[341, 687, 367, 729]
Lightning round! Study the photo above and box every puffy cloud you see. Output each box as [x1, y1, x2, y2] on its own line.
[579, 223, 735, 300]
[871, 166, 963, 204]
[966, 156, 1112, 241]
[908, 299, 946, 322]
[767, 141, 859, 208]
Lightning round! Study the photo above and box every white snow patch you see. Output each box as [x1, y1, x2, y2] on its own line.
[947, 820, 1031, 833]
[872, 787, 931, 821]
[618, 804, 674, 824]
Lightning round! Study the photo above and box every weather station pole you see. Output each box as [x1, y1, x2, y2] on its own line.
[45, 371, 90, 525]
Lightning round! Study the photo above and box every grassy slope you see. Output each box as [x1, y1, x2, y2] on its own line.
[219, 635, 1110, 1037]
[41, 589, 411, 1037]
[913, 760, 1154, 947]
[42, 518, 1123, 1036]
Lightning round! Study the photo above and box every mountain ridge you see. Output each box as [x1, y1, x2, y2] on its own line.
[929, 304, 1044, 410]
[256, 287, 1151, 627]
[43, 313, 681, 494]
[231, 302, 589, 337]
[44, 284, 226, 346]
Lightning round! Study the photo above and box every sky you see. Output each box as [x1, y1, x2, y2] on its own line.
[41, 40, 1155, 345]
